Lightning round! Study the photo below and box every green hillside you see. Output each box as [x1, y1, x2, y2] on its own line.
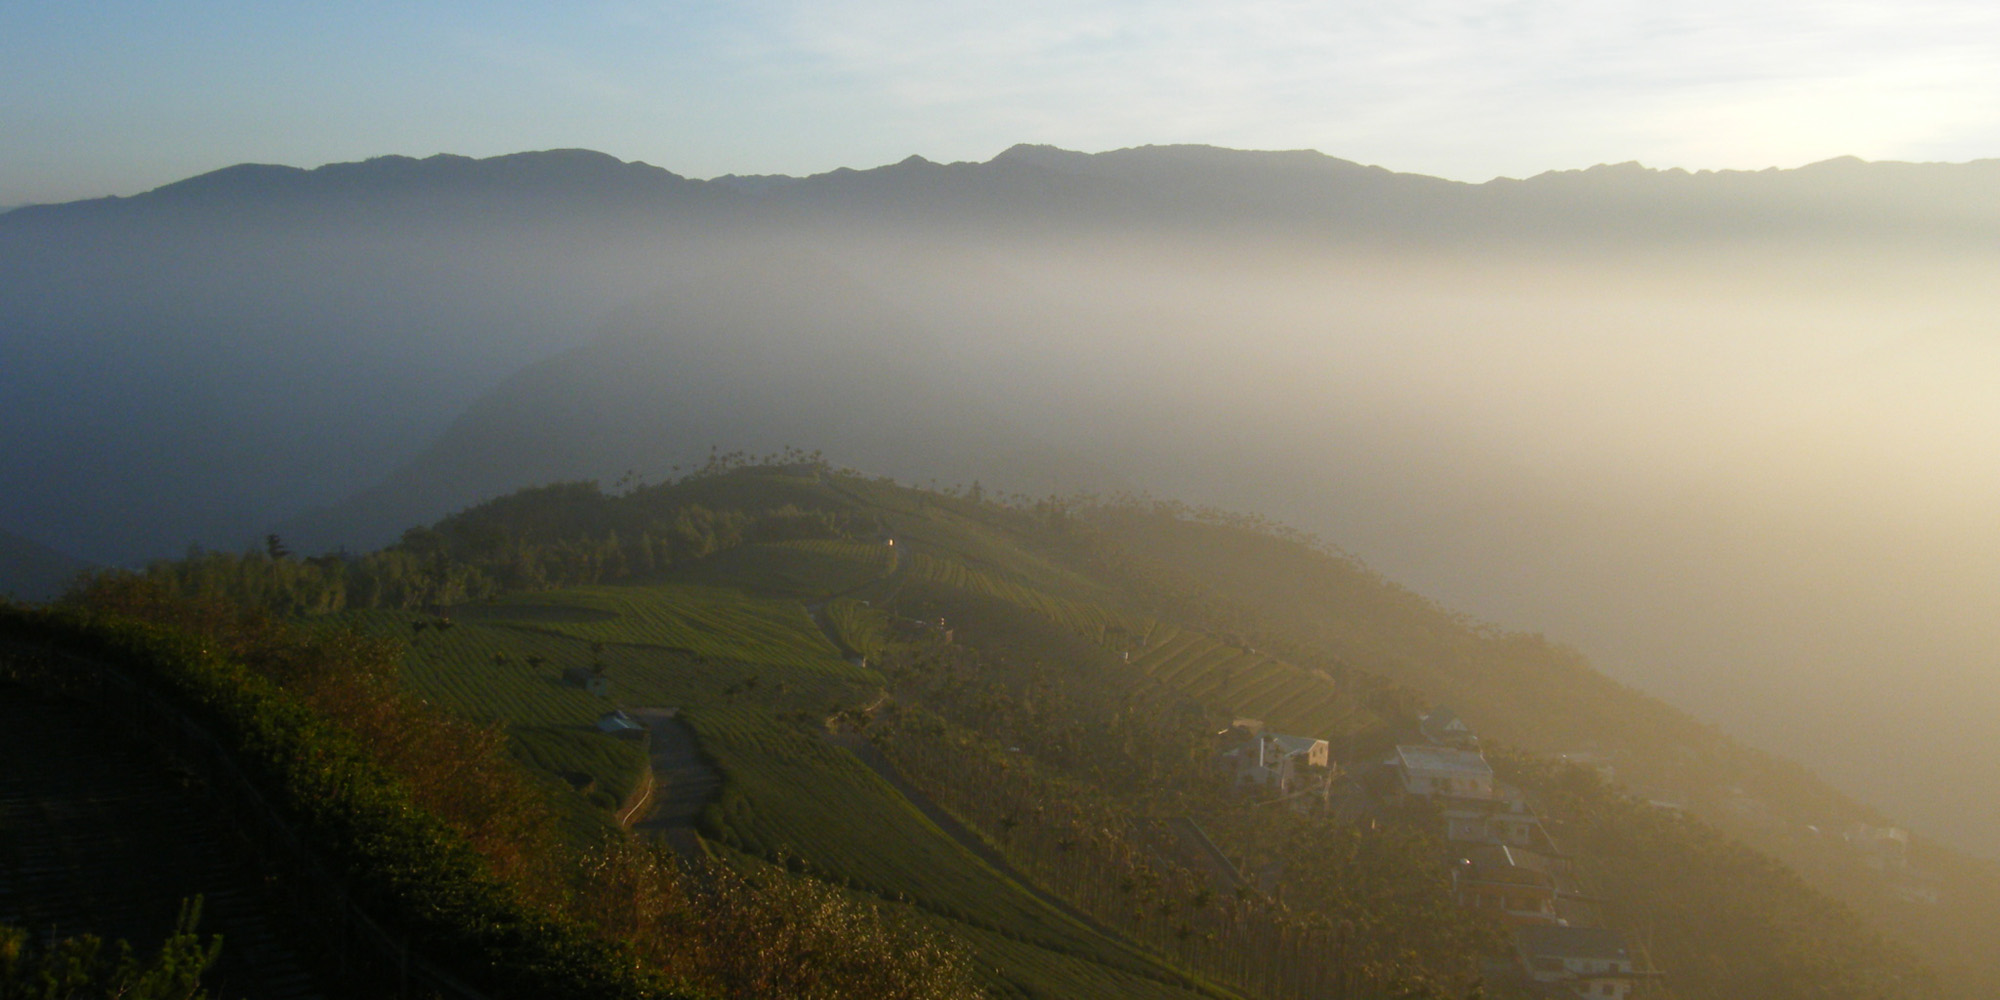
[105, 461, 1958, 1000]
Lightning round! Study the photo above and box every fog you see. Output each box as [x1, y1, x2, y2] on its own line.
[754, 231, 2000, 856]
[5, 148, 1998, 859]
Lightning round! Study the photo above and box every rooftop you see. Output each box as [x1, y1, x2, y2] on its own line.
[595, 710, 647, 735]
[1517, 925, 1632, 962]
[1266, 734, 1325, 756]
[1396, 744, 1493, 776]
[1462, 845, 1559, 884]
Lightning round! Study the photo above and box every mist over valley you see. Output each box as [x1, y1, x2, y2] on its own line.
[7, 145, 1995, 858]
[6, 143, 2000, 999]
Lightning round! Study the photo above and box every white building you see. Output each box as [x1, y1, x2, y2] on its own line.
[1394, 745, 1495, 799]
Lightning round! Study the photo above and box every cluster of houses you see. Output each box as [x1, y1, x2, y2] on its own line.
[1220, 709, 1660, 999]
[1840, 822, 1940, 905]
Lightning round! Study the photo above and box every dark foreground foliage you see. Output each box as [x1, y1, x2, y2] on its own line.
[0, 899, 220, 1000]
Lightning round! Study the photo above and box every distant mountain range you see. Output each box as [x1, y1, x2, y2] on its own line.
[14, 143, 2000, 241]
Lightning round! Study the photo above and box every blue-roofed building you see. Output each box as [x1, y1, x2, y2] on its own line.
[595, 709, 649, 740]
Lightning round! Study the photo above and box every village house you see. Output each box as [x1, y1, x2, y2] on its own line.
[1455, 845, 1563, 925]
[1443, 784, 1551, 848]
[889, 615, 953, 645]
[1394, 744, 1495, 799]
[1515, 925, 1644, 1000]
[1390, 746, 1553, 846]
[1557, 749, 1617, 783]
[1220, 721, 1331, 801]
[1842, 824, 1910, 871]
[1419, 706, 1478, 748]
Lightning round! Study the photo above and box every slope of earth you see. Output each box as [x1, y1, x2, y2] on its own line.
[0, 527, 92, 601]
[0, 684, 334, 1000]
[135, 463, 1952, 999]
[1084, 504, 1998, 999]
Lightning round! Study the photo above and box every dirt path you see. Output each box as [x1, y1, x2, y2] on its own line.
[628, 709, 722, 861]
[0, 686, 335, 1000]
[802, 566, 901, 664]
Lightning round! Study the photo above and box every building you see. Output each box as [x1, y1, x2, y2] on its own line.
[1515, 925, 1644, 1000]
[1419, 706, 1478, 747]
[1455, 845, 1562, 925]
[1557, 749, 1617, 783]
[1842, 824, 1910, 871]
[1442, 783, 1551, 848]
[1394, 745, 1495, 799]
[594, 710, 648, 740]
[1222, 726, 1331, 798]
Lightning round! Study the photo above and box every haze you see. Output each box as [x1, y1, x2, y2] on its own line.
[8, 0, 2000, 893]
[5, 150, 1998, 864]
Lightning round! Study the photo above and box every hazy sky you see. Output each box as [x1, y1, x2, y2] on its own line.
[5, 0, 2000, 205]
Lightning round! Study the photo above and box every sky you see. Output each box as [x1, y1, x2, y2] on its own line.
[5, 0, 2000, 205]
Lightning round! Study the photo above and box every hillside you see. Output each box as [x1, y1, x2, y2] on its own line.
[0, 527, 92, 601]
[279, 255, 1114, 555]
[114, 462, 1962, 1000]
[1084, 505, 2000, 998]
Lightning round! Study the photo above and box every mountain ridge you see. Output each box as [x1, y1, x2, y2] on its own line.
[13, 143, 2000, 239]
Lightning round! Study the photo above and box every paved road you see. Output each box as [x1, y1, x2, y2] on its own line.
[0, 686, 334, 1000]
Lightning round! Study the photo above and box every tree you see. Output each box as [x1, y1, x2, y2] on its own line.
[0, 897, 221, 1000]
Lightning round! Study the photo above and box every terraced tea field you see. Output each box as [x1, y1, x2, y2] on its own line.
[354, 566, 1224, 1000]
[670, 539, 894, 598]
[906, 552, 1140, 640]
[1129, 624, 1370, 738]
[483, 583, 860, 675]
